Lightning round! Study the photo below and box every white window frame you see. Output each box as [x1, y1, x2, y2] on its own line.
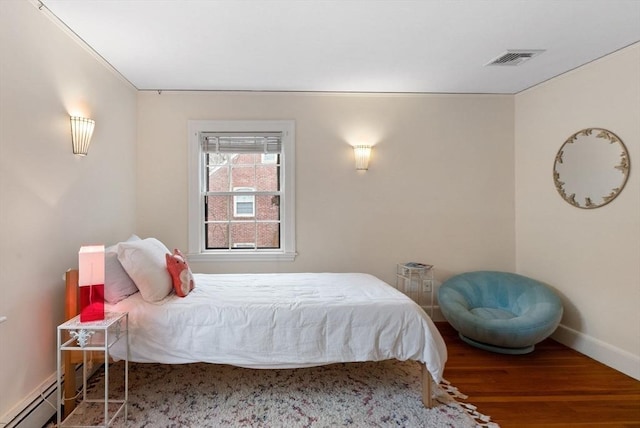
[188, 120, 296, 262]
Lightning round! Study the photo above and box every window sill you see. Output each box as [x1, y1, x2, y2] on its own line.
[186, 251, 297, 262]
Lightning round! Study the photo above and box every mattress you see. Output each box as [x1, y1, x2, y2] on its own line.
[107, 272, 447, 382]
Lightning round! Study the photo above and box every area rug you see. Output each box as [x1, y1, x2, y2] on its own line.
[63, 360, 497, 427]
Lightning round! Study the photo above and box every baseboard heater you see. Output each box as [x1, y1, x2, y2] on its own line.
[2, 363, 99, 428]
[2, 380, 56, 428]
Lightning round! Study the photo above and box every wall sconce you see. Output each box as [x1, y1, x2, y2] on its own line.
[70, 116, 95, 156]
[353, 145, 372, 170]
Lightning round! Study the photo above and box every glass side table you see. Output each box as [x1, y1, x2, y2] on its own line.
[57, 312, 128, 427]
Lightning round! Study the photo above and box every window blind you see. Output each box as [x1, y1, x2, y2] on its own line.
[201, 132, 282, 154]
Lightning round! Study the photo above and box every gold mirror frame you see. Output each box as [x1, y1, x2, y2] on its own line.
[553, 128, 630, 209]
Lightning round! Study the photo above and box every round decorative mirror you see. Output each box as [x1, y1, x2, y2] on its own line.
[553, 128, 630, 209]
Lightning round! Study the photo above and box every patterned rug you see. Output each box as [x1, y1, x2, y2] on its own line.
[62, 360, 497, 427]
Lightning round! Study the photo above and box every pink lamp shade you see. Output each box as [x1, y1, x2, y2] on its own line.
[78, 245, 105, 322]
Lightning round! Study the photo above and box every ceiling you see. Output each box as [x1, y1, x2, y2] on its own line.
[40, 0, 640, 94]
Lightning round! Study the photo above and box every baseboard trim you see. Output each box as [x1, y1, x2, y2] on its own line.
[0, 363, 100, 428]
[0, 373, 57, 428]
[552, 323, 640, 381]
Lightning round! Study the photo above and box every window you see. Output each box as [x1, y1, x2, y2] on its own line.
[233, 187, 255, 217]
[188, 120, 296, 261]
[261, 153, 277, 164]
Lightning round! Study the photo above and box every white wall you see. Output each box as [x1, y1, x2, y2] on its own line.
[136, 91, 515, 286]
[515, 43, 640, 379]
[0, 1, 137, 421]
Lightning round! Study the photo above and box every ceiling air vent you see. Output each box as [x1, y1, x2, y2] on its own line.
[485, 49, 545, 66]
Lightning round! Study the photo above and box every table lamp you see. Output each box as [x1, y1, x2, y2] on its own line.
[78, 245, 105, 321]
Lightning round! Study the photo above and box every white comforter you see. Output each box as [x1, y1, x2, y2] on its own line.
[108, 273, 447, 382]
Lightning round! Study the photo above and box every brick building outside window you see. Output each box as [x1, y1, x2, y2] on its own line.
[205, 153, 280, 250]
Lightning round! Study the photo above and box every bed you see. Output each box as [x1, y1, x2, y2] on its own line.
[63, 269, 447, 416]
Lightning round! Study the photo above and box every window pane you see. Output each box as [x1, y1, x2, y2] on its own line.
[257, 223, 280, 248]
[207, 153, 230, 167]
[206, 154, 230, 192]
[256, 165, 279, 191]
[261, 153, 278, 164]
[206, 223, 229, 249]
[256, 195, 280, 221]
[205, 195, 230, 221]
[230, 222, 256, 249]
[230, 165, 256, 189]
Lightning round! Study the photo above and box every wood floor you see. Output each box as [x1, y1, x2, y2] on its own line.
[437, 322, 640, 427]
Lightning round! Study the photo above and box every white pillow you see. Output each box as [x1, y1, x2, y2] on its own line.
[104, 235, 140, 304]
[117, 238, 173, 303]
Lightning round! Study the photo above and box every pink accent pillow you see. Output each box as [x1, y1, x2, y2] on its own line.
[165, 249, 195, 297]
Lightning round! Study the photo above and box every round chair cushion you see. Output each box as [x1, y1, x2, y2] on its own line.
[438, 271, 563, 354]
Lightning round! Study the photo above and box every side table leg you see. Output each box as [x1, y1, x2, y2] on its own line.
[104, 332, 109, 426]
[57, 330, 62, 426]
[123, 314, 129, 422]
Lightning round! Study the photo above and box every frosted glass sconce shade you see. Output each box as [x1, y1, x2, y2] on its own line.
[353, 145, 372, 170]
[70, 116, 95, 156]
